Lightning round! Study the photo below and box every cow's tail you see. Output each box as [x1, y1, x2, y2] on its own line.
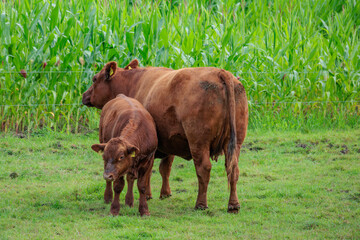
[219, 70, 237, 184]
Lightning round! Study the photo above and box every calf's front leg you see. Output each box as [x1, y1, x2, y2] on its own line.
[104, 181, 113, 204]
[110, 176, 125, 216]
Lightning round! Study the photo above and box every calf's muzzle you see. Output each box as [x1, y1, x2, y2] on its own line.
[103, 172, 115, 181]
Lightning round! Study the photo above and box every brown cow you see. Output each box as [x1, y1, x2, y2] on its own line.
[83, 60, 248, 212]
[91, 94, 157, 216]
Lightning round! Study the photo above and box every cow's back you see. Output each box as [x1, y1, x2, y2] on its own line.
[130, 67, 247, 159]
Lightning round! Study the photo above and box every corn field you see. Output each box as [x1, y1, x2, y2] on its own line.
[0, 0, 359, 133]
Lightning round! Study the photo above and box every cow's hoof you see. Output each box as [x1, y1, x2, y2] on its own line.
[104, 199, 112, 204]
[227, 204, 240, 213]
[146, 195, 153, 201]
[160, 194, 172, 199]
[195, 204, 208, 210]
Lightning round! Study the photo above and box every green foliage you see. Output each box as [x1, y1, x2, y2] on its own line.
[0, 0, 359, 132]
[1, 130, 359, 238]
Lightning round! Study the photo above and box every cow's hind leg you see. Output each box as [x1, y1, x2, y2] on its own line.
[110, 176, 125, 216]
[225, 145, 241, 213]
[104, 181, 113, 204]
[125, 174, 135, 207]
[192, 148, 212, 210]
[159, 155, 174, 199]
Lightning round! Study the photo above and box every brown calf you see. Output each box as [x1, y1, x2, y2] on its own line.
[83, 60, 248, 212]
[91, 94, 157, 216]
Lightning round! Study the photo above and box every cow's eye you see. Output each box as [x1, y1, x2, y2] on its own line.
[119, 156, 124, 160]
[92, 77, 96, 83]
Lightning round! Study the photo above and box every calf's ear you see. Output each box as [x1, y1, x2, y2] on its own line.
[126, 144, 140, 158]
[105, 61, 117, 80]
[91, 143, 106, 153]
[125, 59, 139, 70]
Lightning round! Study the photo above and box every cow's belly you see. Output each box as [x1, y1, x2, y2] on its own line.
[145, 101, 192, 160]
[157, 131, 192, 160]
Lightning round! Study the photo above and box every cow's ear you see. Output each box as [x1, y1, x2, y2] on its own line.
[105, 61, 117, 80]
[125, 59, 139, 70]
[91, 143, 106, 153]
[126, 144, 140, 158]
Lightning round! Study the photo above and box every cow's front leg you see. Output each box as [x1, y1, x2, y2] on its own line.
[159, 155, 174, 199]
[104, 181, 113, 204]
[192, 149, 211, 210]
[110, 176, 125, 216]
[137, 156, 154, 216]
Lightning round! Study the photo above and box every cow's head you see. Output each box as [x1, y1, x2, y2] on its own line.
[82, 60, 139, 109]
[91, 138, 139, 182]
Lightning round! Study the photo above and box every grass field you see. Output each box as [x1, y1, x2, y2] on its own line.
[1, 0, 359, 132]
[1, 129, 359, 239]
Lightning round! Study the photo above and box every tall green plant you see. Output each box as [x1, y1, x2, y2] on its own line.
[0, 0, 359, 132]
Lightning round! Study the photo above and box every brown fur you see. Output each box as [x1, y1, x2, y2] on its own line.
[91, 94, 157, 216]
[83, 60, 248, 212]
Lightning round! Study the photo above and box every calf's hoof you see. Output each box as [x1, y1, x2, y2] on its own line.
[110, 205, 120, 216]
[140, 211, 150, 217]
[125, 197, 134, 207]
[227, 204, 240, 213]
[104, 197, 112, 204]
[104, 193, 113, 204]
[146, 195, 153, 201]
[195, 204, 208, 210]
[160, 194, 172, 200]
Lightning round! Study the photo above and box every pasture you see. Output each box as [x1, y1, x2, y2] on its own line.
[1, 129, 359, 239]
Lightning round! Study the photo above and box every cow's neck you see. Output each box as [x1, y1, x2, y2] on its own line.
[111, 68, 148, 98]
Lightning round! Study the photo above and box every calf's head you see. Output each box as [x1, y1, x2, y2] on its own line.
[82, 59, 139, 109]
[91, 138, 139, 181]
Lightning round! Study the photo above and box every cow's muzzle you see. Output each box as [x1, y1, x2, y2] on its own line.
[82, 92, 93, 107]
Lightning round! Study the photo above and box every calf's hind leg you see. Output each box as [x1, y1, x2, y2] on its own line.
[110, 176, 125, 216]
[125, 174, 135, 207]
[137, 155, 155, 216]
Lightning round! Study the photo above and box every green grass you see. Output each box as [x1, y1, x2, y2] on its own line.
[0, 0, 359, 132]
[1, 129, 359, 239]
